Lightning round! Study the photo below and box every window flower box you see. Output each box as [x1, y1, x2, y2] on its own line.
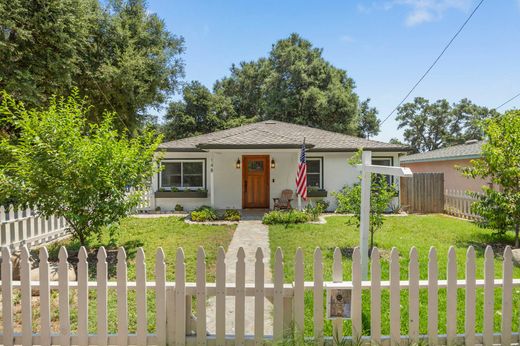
[307, 189, 327, 198]
[155, 190, 208, 198]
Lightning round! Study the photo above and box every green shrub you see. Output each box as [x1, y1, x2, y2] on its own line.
[304, 203, 321, 221]
[316, 199, 329, 212]
[223, 209, 241, 221]
[262, 210, 310, 225]
[190, 206, 217, 222]
[174, 204, 184, 212]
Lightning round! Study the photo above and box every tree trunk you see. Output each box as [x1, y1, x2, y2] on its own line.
[65, 218, 87, 247]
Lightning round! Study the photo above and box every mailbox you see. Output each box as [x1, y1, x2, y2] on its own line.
[326, 288, 352, 319]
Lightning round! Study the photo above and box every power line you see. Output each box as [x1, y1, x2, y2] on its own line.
[380, 0, 486, 125]
[496, 91, 520, 110]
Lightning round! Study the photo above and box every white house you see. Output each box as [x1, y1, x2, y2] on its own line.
[151, 120, 408, 211]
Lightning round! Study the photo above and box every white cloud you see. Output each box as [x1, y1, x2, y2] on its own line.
[358, 0, 473, 26]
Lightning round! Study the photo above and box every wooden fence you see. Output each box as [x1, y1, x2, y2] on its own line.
[444, 189, 481, 220]
[1, 244, 518, 346]
[400, 173, 444, 213]
[0, 205, 68, 250]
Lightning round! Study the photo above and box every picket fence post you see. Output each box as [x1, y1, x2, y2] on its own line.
[294, 248, 305, 336]
[196, 247, 206, 345]
[2, 247, 14, 346]
[428, 247, 438, 345]
[59, 247, 70, 346]
[78, 247, 89, 346]
[136, 248, 148, 345]
[235, 247, 246, 345]
[117, 247, 129, 346]
[39, 247, 51, 346]
[483, 246, 494, 346]
[175, 248, 186, 346]
[408, 247, 419, 344]
[447, 246, 457, 345]
[273, 247, 284, 341]
[390, 247, 400, 346]
[313, 247, 324, 345]
[501, 246, 513, 346]
[21, 246, 32, 346]
[370, 247, 381, 344]
[97, 247, 108, 346]
[332, 247, 343, 343]
[155, 248, 167, 346]
[215, 246, 226, 346]
[254, 247, 265, 344]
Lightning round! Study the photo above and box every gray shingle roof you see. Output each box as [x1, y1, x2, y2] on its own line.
[400, 140, 483, 163]
[158, 120, 408, 152]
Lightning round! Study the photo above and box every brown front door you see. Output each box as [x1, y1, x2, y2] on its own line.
[242, 155, 270, 208]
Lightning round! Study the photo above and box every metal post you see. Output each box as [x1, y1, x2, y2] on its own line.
[360, 151, 372, 280]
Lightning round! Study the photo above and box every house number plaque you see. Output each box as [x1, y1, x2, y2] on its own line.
[326, 288, 352, 319]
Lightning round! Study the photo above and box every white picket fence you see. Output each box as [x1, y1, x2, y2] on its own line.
[0, 245, 518, 346]
[0, 205, 68, 250]
[444, 189, 481, 220]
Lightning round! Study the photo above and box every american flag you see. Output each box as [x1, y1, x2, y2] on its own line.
[296, 139, 307, 200]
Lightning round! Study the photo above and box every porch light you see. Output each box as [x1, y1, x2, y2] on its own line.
[271, 159, 276, 169]
[236, 158, 241, 169]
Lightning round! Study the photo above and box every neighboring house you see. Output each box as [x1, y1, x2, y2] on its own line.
[152, 120, 407, 211]
[400, 140, 490, 192]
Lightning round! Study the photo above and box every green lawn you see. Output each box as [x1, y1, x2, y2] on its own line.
[27, 216, 235, 334]
[269, 214, 520, 338]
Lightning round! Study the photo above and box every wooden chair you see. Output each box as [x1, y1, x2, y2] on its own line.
[273, 189, 293, 210]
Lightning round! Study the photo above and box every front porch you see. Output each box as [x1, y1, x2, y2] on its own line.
[151, 149, 333, 212]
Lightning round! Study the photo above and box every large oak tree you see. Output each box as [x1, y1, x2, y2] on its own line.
[163, 34, 363, 140]
[0, 0, 184, 131]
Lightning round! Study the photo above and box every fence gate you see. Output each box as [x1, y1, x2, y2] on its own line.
[400, 173, 444, 213]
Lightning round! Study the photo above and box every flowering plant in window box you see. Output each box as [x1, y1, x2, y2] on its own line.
[307, 186, 327, 197]
[155, 188, 208, 198]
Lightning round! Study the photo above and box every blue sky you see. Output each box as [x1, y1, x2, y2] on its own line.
[147, 0, 520, 142]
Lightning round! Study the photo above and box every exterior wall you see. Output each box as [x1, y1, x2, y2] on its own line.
[153, 150, 402, 211]
[401, 158, 490, 192]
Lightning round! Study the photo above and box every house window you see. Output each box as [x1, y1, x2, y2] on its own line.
[307, 158, 323, 189]
[372, 157, 393, 185]
[160, 160, 205, 189]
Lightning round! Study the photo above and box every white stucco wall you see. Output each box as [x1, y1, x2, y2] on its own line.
[152, 150, 402, 211]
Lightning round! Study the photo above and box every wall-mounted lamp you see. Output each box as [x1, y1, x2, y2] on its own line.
[271, 159, 276, 169]
[236, 158, 241, 169]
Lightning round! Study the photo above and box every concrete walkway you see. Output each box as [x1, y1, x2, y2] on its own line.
[206, 220, 273, 336]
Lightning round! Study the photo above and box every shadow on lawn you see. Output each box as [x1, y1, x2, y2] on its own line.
[32, 237, 144, 279]
[455, 231, 515, 259]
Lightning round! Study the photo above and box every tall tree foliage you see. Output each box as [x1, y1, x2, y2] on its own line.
[0, 90, 161, 246]
[0, 0, 184, 131]
[357, 98, 381, 139]
[163, 34, 360, 140]
[396, 97, 499, 153]
[162, 81, 255, 140]
[461, 111, 520, 247]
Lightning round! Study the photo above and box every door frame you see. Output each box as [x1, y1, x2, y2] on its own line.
[242, 155, 270, 209]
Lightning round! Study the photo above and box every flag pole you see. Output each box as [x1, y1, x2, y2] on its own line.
[297, 137, 305, 210]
